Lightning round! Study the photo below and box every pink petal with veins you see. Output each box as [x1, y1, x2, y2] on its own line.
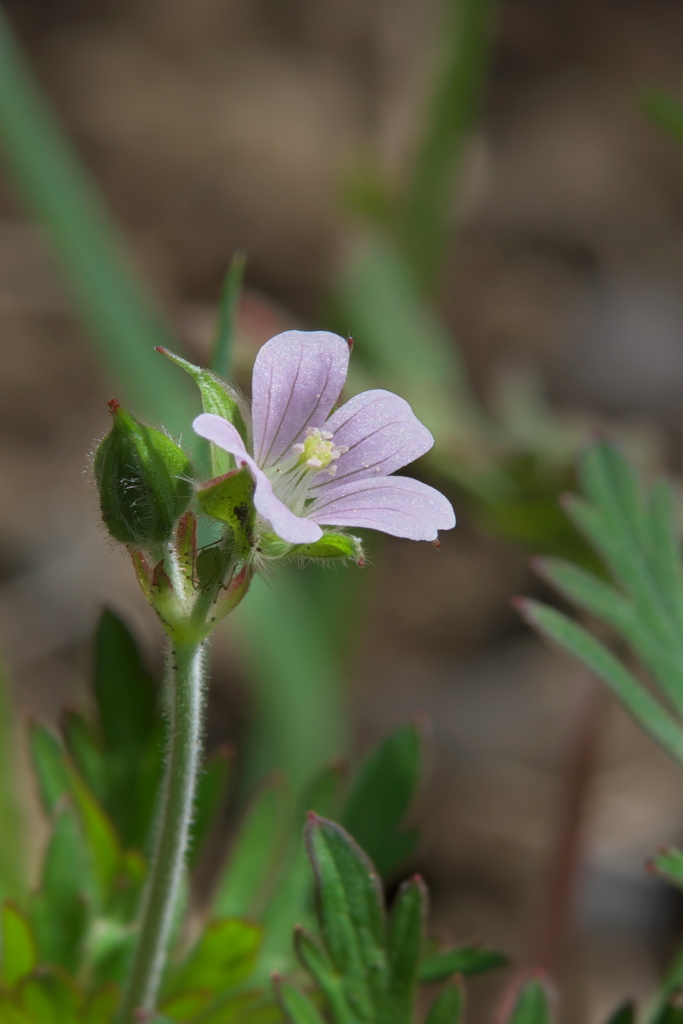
[308, 475, 455, 541]
[310, 390, 433, 496]
[251, 330, 349, 469]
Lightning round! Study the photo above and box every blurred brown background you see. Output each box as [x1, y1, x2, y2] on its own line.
[3, 1, 683, 1020]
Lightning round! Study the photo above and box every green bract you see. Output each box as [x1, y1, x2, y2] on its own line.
[94, 400, 193, 547]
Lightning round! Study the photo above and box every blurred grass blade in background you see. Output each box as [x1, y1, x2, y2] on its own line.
[211, 252, 246, 379]
[0, 6, 195, 435]
[400, 0, 499, 293]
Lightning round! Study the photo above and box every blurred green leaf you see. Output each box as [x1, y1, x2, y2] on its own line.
[642, 88, 683, 148]
[28, 720, 71, 815]
[649, 848, 683, 890]
[274, 979, 327, 1024]
[519, 601, 683, 768]
[163, 918, 261, 1000]
[61, 709, 107, 807]
[0, 903, 36, 988]
[93, 608, 162, 849]
[15, 970, 81, 1024]
[604, 1002, 636, 1024]
[342, 722, 422, 878]
[419, 945, 507, 982]
[188, 745, 233, 868]
[30, 807, 89, 973]
[212, 253, 246, 379]
[213, 775, 290, 920]
[82, 985, 119, 1024]
[293, 928, 354, 1024]
[424, 983, 465, 1024]
[508, 979, 554, 1024]
[652, 999, 683, 1024]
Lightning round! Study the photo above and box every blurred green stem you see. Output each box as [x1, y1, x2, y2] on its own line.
[0, 4, 193, 434]
[401, 0, 498, 293]
[119, 640, 205, 1022]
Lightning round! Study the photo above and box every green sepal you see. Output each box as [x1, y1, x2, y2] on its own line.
[158, 347, 249, 475]
[94, 400, 193, 547]
[425, 983, 465, 1024]
[198, 467, 255, 559]
[291, 534, 364, 564]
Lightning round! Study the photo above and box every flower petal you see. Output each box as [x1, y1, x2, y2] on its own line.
[251, 330, 350, 469]
[309, 390, 433, 496]
[193, 413, 322, 544]
[308, 475, 455, 541]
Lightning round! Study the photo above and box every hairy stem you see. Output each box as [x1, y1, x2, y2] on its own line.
[119, 639, 205, 1022]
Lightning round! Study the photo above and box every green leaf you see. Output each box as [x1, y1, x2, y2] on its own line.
[652, 998, 683, 1024]
[386, 876, 426, 1024]
[163, 918, 261, 999]
[649, 848, 683, 890]
[94, 609, 157, 758]
[519, 601, 683, 768]
[294, 928, 355, 1024]
[0, 904, 36, 988]
[213, 775, 290, 920]
[159, 347, 248, 474]
[419, 945, 507, 982]
[93, 608, 161, 848]
[212, 253, 246, 378]
[424, 983, 464, 1024]
[198, 467, 255, 559]
[66, 765, 121, 907]
[604, 1002, 636, 1024]
[508, 979, 554, 1024]
[534, 558, 683, 716]
[31, 807, 89, 972]
[342, 723, 422, 878]
[15, 970, 81, 1024]
[82, 985, 119, 1024]
[28, 721, 71, 815]
[274, 978, 327, 1024]
[188, 744, 233, 867]
[60, 709, 107, 806]
[304, 815, 387, 1020]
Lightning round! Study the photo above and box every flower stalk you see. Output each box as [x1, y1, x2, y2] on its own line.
[118, 638, 205, 1023]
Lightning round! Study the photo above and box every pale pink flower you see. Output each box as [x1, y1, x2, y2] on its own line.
[193, 330, 455, 545]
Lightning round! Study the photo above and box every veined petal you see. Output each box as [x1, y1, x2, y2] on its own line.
[308, 475, 455, 541]
[310, 390, 433, 496]
[251, 330, 349, 469]
[193, 413, 322, 544]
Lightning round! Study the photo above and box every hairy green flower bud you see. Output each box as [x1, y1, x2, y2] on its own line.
[95, 399, 194, 546]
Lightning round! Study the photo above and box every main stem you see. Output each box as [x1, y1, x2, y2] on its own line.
[119, 639, 205, 1022]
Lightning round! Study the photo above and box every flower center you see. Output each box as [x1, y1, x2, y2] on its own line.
[292, 427, 348, 475]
